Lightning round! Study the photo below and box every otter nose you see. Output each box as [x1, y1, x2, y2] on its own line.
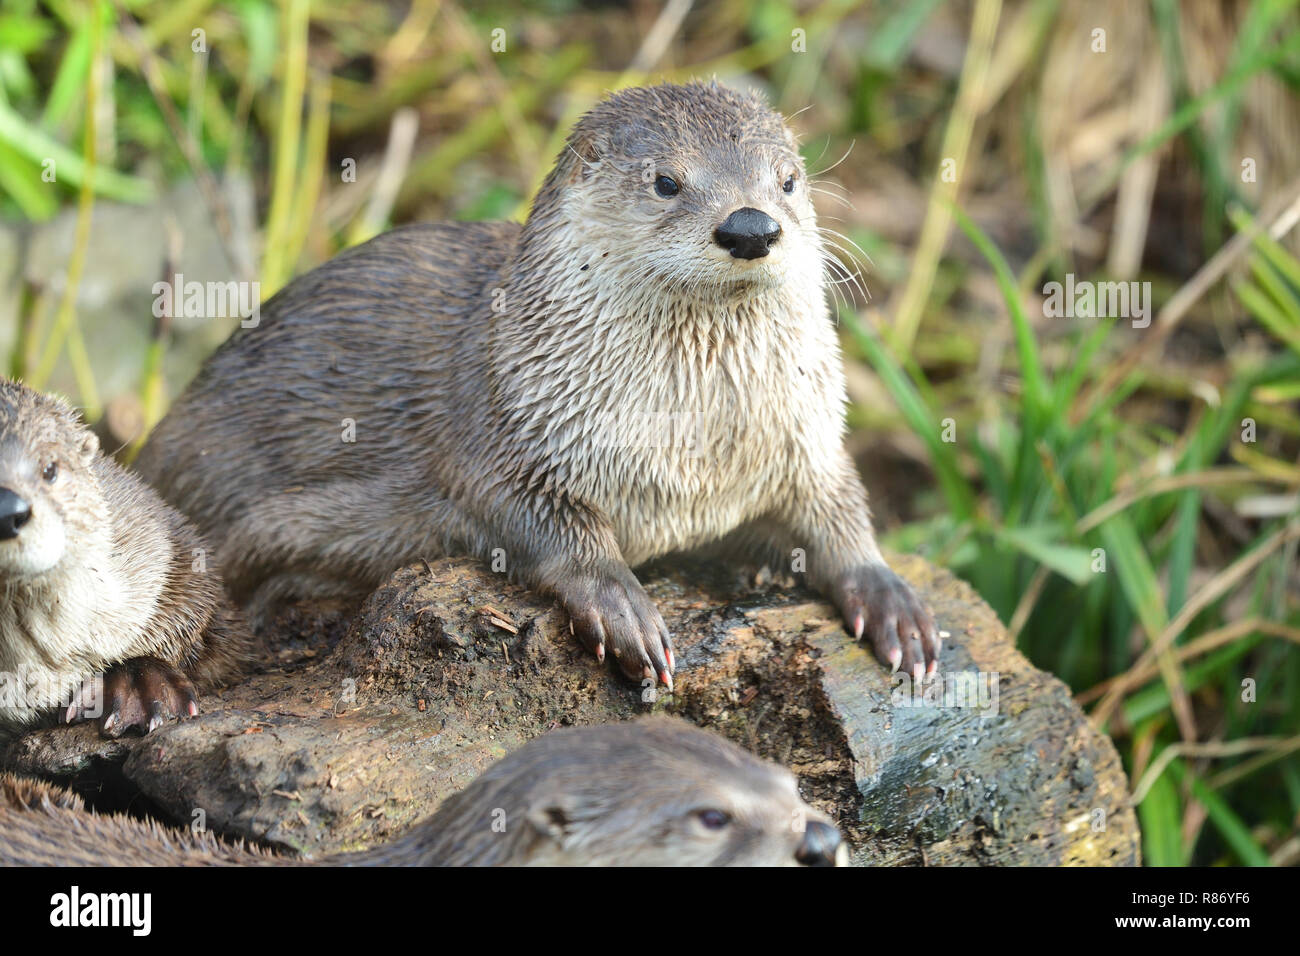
[795, 820, 843, 867]
[0, 488, 31, 540]
[714, 207, 781, 260]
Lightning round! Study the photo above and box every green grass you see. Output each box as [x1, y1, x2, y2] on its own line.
[845, 205, 1300, 866]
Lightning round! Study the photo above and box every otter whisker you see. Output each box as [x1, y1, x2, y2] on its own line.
[808, 178, 853, 204]
[817, 227, 874, 272]
[809, 140, 855, 178]
[820, 239, 867, 278]
[822, 267, 867, 315]
[817, 234, 874, 307]
[808, 176, 849, 190]
[809, 187, 854, 212]
[806, 133, 833, 169]
[818, 234, 868, 273]
[819, 247, 871, 307]
[822, 263, 850, 317]
[828, 261, 871, 309]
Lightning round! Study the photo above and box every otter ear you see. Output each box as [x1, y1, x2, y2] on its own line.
[78, 430, 98, 466]
[566, 127, 607, 182]
[782, 123, 801, 152]
[525, 798, 577, 847]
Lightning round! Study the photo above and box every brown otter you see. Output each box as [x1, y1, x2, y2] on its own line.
[136, 80, 940, 691]
[0, 718, 846, 866]
[0, 379, 252, 738]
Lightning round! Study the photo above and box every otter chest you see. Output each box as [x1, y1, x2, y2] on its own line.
[0, 564, 164, 721]
[575, 330, 843, 564]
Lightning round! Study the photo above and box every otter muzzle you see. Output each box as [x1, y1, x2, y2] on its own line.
[795, 819, 845, 866]
[0, 488, 30, 540]
[714, 207, 782, 260]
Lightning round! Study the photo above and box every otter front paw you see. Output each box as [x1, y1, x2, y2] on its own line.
[560, 564, 675, 689]
[64, 657, 200, 738]
[833, 563, 941, 680]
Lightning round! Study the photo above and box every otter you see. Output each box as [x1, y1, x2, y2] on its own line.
[137, 80, 940, 691]
[0, 718, 846, 866]
[0, 379, 251, 738]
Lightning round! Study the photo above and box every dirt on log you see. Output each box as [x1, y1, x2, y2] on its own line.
[2, 555, 1139, 866]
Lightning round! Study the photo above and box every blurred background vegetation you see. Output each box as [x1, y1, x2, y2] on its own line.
[1, 0, 1299, 866]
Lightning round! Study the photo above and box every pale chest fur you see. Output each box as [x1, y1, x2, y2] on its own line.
[0, 528, 172, 728]
[514, 289, 848, 564]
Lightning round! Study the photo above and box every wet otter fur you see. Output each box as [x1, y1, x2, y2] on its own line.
[136, 80, 940, 691]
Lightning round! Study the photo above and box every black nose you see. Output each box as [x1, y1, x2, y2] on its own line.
[0, 488, 30, 540]
[795, 820, 843, 867]
[714, 207, 782, 260]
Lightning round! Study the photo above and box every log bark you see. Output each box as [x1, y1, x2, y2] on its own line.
[2, 555, 1139, 865]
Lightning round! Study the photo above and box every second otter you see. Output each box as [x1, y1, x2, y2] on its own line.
[138, 81, 941, 689]
[1, 718, 846, 866]
[0, 379, 250, 738]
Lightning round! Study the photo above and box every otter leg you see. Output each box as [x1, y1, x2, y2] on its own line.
[490, 491, 674, 689]
[551, 555, 675, 689]
[782, 454, 941, 679]
[185, 602, 257, 690]
[64, 657, 200, 738]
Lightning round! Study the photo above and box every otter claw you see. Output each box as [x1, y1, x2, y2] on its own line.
[560, 563, 674, 688]
[65, 657, 200, 738]
[834, 563, 941, 677]
[147, 701, 168, 734]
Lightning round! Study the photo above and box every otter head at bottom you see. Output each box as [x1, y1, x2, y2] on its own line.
[1, 718, 847, 867]
[399, 717, 847, 867]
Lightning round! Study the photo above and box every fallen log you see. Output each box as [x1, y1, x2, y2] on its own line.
[3, 554, 1139, 865]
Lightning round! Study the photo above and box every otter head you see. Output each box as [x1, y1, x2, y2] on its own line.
[422, 717, 847, 867]
[0, 380, 102, 580]
[536, 81, 821, 300]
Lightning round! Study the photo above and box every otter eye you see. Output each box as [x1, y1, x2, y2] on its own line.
[696, 809, 730, 830]
[782, 174, 797, 194]
[654, 175, 680, 198]
[42, 462, 58, 483]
